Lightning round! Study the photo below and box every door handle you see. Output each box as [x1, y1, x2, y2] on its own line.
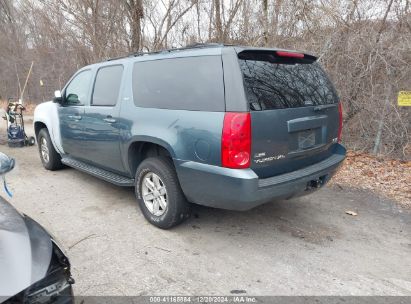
[68, 115, 82, 120]
[103, 117, 116, 124]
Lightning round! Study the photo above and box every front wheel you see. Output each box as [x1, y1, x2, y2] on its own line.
[37, 128, 63, 171]
[135, 157, 190, 229]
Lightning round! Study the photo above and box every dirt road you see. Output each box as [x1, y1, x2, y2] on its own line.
[1, 122, 410, 296]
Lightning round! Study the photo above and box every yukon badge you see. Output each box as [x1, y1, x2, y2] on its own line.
[254, 152, 286, 164]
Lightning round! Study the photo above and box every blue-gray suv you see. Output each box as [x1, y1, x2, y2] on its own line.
[34, 44, 346, 229]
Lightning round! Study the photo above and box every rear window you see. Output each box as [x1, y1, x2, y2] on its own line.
[239, 59, 339, 110]
[132, 56, 225, 111]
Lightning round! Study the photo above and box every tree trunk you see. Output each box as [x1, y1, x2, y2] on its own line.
[272, 0, 282, 43]
[263, 0, 268, 46]
[126, 0, 144, 52]
[214, 0, 223, 41]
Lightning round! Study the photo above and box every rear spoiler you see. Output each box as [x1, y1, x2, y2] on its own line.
[237, 49, 317, 64]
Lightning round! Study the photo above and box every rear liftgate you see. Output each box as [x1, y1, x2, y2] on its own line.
[237, 49, 343, 186]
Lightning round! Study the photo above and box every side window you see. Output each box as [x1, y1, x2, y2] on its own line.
[92, 65, 124, 106]
[132, 56, 225, 111]
[64, 70, 92, 106]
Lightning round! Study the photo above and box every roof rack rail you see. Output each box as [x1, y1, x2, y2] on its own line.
[106, 55, 128, 62]
[131, 50, 164, 57]
[106, 43, 231, 61]
[105, 50, 161, 61]
[173, 43, 223, 50]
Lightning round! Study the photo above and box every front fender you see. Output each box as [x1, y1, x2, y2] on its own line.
[33, 102, 64, 154]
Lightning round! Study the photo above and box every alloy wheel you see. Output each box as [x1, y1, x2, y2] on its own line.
[141, 172, 168, 216]
[40, 137, 50, 163]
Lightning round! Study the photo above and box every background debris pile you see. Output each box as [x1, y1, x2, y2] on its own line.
[330, 150, 411, 208]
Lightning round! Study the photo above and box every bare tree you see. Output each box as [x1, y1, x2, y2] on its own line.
[0, 0, 409, 158]
[124, 0, 144, 52]
[214, 0, 223, 41]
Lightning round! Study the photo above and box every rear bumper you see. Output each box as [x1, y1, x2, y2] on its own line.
[175, 144, 346, 211]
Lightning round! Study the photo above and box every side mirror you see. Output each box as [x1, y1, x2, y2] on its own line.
[0, 153, 15, 175]
[53, 90, 63, 104]
[66, 93, 80, 105]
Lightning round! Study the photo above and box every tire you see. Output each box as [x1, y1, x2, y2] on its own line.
[135, 157, 190, 229]
[27, 136, 36, 146]
[37, 128, 64, 171]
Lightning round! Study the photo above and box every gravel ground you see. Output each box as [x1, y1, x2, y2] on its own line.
[1, 121, 410, 296]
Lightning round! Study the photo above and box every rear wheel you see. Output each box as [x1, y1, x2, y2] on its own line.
[37, 128, 63, 171]
[135, 157, 190, 229]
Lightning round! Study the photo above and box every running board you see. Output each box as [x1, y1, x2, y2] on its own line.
[61, 156, 134, 187]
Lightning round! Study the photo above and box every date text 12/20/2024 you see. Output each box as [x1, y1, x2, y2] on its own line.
[149, 296, 257, 303]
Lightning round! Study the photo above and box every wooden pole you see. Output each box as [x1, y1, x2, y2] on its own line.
[20, 61, 34, 104]
[14, 63, 22, 97]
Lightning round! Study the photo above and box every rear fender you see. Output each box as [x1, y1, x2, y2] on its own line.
[124, 136, 176, 176]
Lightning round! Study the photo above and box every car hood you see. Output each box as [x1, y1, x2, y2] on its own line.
[0, 196, 52, 300]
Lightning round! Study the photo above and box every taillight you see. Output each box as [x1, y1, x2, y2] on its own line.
[221, 112, 251, 169]
[338, 102, 343, 143]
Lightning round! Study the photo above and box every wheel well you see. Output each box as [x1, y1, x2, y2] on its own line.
[128, 142, 172, 177]
[34, 122, 47, 138]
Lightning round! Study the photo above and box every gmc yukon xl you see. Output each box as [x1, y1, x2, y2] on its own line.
[34, 44, 346, 229]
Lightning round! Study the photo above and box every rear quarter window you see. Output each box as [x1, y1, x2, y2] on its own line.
[239, 60, 339, 110]
[132, 56, 225, 111]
